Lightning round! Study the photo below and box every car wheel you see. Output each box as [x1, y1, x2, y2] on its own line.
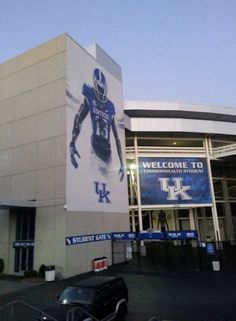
[116, 304, 128, 321]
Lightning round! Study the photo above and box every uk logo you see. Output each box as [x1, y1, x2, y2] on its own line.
[94, 182, 111, 203]
[159, 177, 192, 201]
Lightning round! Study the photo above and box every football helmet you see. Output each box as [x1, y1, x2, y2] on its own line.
[93, 68, 107, 103]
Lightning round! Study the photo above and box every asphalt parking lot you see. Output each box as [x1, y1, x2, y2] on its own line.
[1, 264, 236, 321]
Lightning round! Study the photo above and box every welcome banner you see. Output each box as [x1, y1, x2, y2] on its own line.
[139, 157, 212, 206]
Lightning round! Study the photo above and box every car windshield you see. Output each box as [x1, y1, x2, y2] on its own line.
[58, 286, 95, 305]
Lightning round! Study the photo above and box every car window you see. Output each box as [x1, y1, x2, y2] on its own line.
[58, 286, 95, 305]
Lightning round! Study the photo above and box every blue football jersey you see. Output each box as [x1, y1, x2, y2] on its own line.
[82, 84, 115, 162]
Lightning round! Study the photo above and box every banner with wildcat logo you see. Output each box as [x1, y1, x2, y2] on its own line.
[66, 39, 128, 213]
[139, 157, 212, 206]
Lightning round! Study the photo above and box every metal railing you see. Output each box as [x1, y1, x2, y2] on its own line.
[0, 300, 119, 321]
[66, 305, 119, 321]
[0, 300, 159, 321]
[213, 143, 236, 158]
[0, 300, 58, 321]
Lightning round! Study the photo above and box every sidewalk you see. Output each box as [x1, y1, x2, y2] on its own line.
[1, 265, 236, 321]
[0, 275, 44, 296]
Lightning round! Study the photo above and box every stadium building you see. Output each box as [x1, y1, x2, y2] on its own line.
[1, 34, 236, 277]
[125, 101, 236, 244]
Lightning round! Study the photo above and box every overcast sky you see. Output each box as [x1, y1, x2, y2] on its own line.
[1, 0, 236, 107]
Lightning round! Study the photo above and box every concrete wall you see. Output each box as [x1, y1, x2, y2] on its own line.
[0, 34, 130, 277]
[65, 211, 129, 276]
[0, 34, 66, 202]
[0, 209, 10, 272]
[0, 34, 67, 274]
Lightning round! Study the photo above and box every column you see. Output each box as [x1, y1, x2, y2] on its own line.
[222, 177, 235, 244]
[134, 135, 143, 232]
[189, 208, 195, 230]
[131, 210, 136, 232]
[205, 138, 222, 244]
[134, 136, 146, 255]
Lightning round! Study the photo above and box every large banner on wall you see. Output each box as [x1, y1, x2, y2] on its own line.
[139, 157, 212, 206]
[66, 40, 128, 212]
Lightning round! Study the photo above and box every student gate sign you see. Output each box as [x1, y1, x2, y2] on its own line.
[139, 157, 212, 206]
[65, 230, 198, 246]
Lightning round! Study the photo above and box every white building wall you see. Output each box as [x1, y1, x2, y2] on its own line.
[124, 100, 236, 116]
[0, 210, 10, 271]
[64, 37, 129, 277]
[127, 117, 236, 136]
[0, 34, 67, 274]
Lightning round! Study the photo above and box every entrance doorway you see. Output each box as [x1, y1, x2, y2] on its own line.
[12, 208, 36, 273]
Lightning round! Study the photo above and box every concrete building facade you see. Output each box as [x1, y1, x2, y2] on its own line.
[1, 34, 236, 276]
[124, 101, 236, 245]
[0, 34, 129, 277]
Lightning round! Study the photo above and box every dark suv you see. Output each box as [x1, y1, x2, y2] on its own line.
[38, 276, 128, 321]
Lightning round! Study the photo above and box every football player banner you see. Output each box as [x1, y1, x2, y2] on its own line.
[66, 39, 128, 212]
[139, 157, 212, 205]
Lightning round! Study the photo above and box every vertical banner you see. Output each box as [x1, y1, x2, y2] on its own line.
[139, 157, 212, 206]
[66, 40, 128, 212]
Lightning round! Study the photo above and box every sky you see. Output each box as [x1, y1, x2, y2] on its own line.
[1, 0, 236, 107]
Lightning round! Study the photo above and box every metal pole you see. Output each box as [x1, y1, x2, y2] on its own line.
[134, 135, 143, 232]
[189, 208, 195, 230]
[222, 177, 235, 244]
[129, 171, 136, 232]
[134, 135, 146, 256]
[131, 210, 136, 232]
[111, 239, 114, 265]
[149, 211, 153, 229]
[204, 137, 222, 243]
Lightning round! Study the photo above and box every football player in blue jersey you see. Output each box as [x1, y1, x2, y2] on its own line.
[68, 68, 124, 181]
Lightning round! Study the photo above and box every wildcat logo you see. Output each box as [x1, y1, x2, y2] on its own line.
[94, 182, 111, 203]
[159, 177, 192, 200]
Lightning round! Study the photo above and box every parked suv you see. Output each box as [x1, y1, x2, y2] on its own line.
[38, 276, 128, 321]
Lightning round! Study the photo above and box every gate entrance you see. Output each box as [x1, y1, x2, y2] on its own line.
[137, 230, 200, 269]
[111, 230, 236, 271]
[111, 230, 211, 270]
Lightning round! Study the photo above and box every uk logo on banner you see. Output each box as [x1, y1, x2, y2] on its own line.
[139, 157, 212, 206]
[94, 182, 111, 203]
[159, 177, 192, 201]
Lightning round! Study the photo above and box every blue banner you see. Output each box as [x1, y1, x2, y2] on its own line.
[66, 230, 198, 245]
[66, 233, 111, 246]
[139, 157, 212, 205]
[138, 232, 164, 240]
[166, 230, 198, 240]
[138, 230, 197, 240]
[112, 232, 136, 240]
